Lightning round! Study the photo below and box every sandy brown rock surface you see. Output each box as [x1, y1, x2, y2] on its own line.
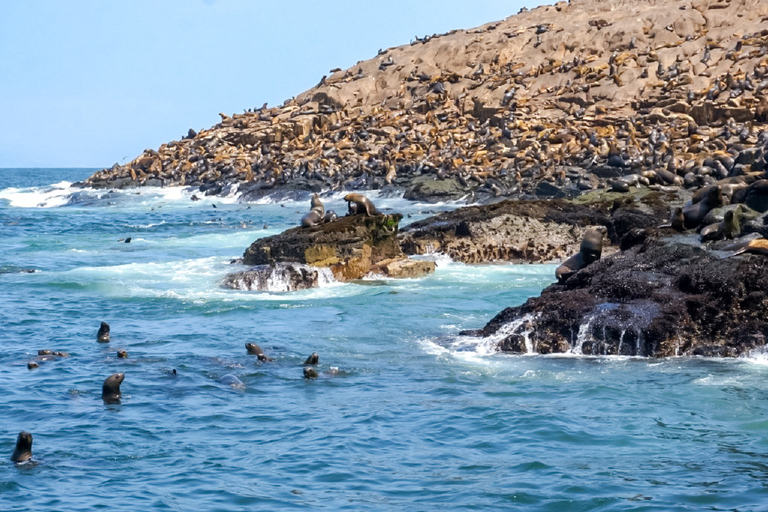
[79, 0, 768, 204]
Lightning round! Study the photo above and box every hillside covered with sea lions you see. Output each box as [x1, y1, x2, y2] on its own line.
[80, 0, 768, 357]
[80, 0, 768, 204]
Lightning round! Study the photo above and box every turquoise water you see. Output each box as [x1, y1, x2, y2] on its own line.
[2, 169, 768, 511]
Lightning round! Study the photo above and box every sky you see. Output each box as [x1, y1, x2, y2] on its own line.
[0, 0, 546, 168]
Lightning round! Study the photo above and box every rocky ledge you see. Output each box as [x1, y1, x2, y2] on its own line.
[461, 232, 768, 357]
[223, 213, 435, 291]
[399, 188, 689, 263]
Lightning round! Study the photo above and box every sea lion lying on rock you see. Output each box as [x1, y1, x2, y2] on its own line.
[344, 193, 378, 216]
[555, 226, 606, 283]
[683, 185, 722, 229]
[301, 194, 325, 227]
[700, 209, 741, 242]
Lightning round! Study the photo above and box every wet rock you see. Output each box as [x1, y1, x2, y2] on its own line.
[221, 263, 327, 292]
[240, 213, 429, 282]
[466, 236, 768, 357]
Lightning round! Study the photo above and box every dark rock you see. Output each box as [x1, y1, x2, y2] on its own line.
[468, 236, 768, 357]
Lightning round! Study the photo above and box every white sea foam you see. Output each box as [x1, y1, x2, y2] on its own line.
[60, 256, 358, 302]
[0, 181, 78, 208]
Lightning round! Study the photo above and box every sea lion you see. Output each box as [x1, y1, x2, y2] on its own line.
[683, 185, 722, 229]
[658, 207, 685, 231]
[304, 353, 319, 365]
[555, 227, 605, 283]
[117, 349, 128, 359]
[245, 342, 273, 362]
[301, 193, 325, 227]
[303, 368, 319, 379]
[322, 210, 337, 223]
[720, 237, 768, 257]
[27, 362, 39, 370]
[97, 322, 110, 343]
[102, 373, 125, 404]
[11, 431, 33, 463]
[344, 193, 378, 216]
[700, 209, 741, 242]
[219, 374, 245, 389]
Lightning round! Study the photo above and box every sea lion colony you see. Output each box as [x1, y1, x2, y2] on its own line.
[80, 0, 768, 209]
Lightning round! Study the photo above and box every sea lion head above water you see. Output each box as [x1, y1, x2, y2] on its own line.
[102, 373, 125, 404]
[304, 353, 319, 365]
[97, 322, 110, 343]
[303, 367, 319, 379]
[11, 431, 33, 463]
[245, 342, 263, 355]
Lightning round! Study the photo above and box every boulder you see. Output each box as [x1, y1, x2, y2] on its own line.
[239, 213, 434, 283]
[463, 235, 768, 357]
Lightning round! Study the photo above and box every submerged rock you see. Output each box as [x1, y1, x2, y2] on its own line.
[221, 263, 332, 292]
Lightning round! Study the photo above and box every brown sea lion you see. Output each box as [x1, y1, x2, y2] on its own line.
[555, 227, 605, 283]
[245, 342, 273, 361]
[344, 193, 378, 216]
[658, 207, 685, 231]
[700, 209, 741, 242]
[720, 237, 768, 257]
[117, 349, 128, 359]
[304, 353, 319, 365]
[301, 194, 325, 227]
[11, 431, 33, 463]
[102, 373, 125, 404]
[683, 185, 722, 229]
[303, 367, 319, 379]
[97, 322, 110, 343]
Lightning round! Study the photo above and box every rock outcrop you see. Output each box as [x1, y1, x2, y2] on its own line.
[462, 233, 768, 357]
[399, 188, 688, 263]
[228, 213, 435, 289]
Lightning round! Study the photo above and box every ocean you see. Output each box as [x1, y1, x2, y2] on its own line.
[2, 168, 768, 511]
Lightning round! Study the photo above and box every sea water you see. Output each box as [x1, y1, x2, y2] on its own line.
[2, 169, 768, 511]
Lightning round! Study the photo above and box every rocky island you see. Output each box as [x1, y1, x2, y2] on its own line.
[81, 0, 768, 356]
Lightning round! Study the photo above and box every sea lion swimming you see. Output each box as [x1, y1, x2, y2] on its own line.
[303, 367, 318, 379]
[102, 373, 125, 404]
[219, 374, 245, 389]
[304, 353, 319, 365]
[555, 227, 605, 284]
[117, 349, 128, 359]
[11, 431, 33, 463]
[301, 193, 325, 227]
[245, 342, 273, 362]
[97, 322, 110, 343]
[344, 193, 378, 216]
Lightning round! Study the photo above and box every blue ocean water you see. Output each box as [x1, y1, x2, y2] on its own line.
[2, 168, 768, 511]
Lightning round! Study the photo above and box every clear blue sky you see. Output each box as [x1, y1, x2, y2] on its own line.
[1, 0, 544, 168]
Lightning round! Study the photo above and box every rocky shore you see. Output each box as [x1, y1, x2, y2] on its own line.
[82, 0, 768, 356]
